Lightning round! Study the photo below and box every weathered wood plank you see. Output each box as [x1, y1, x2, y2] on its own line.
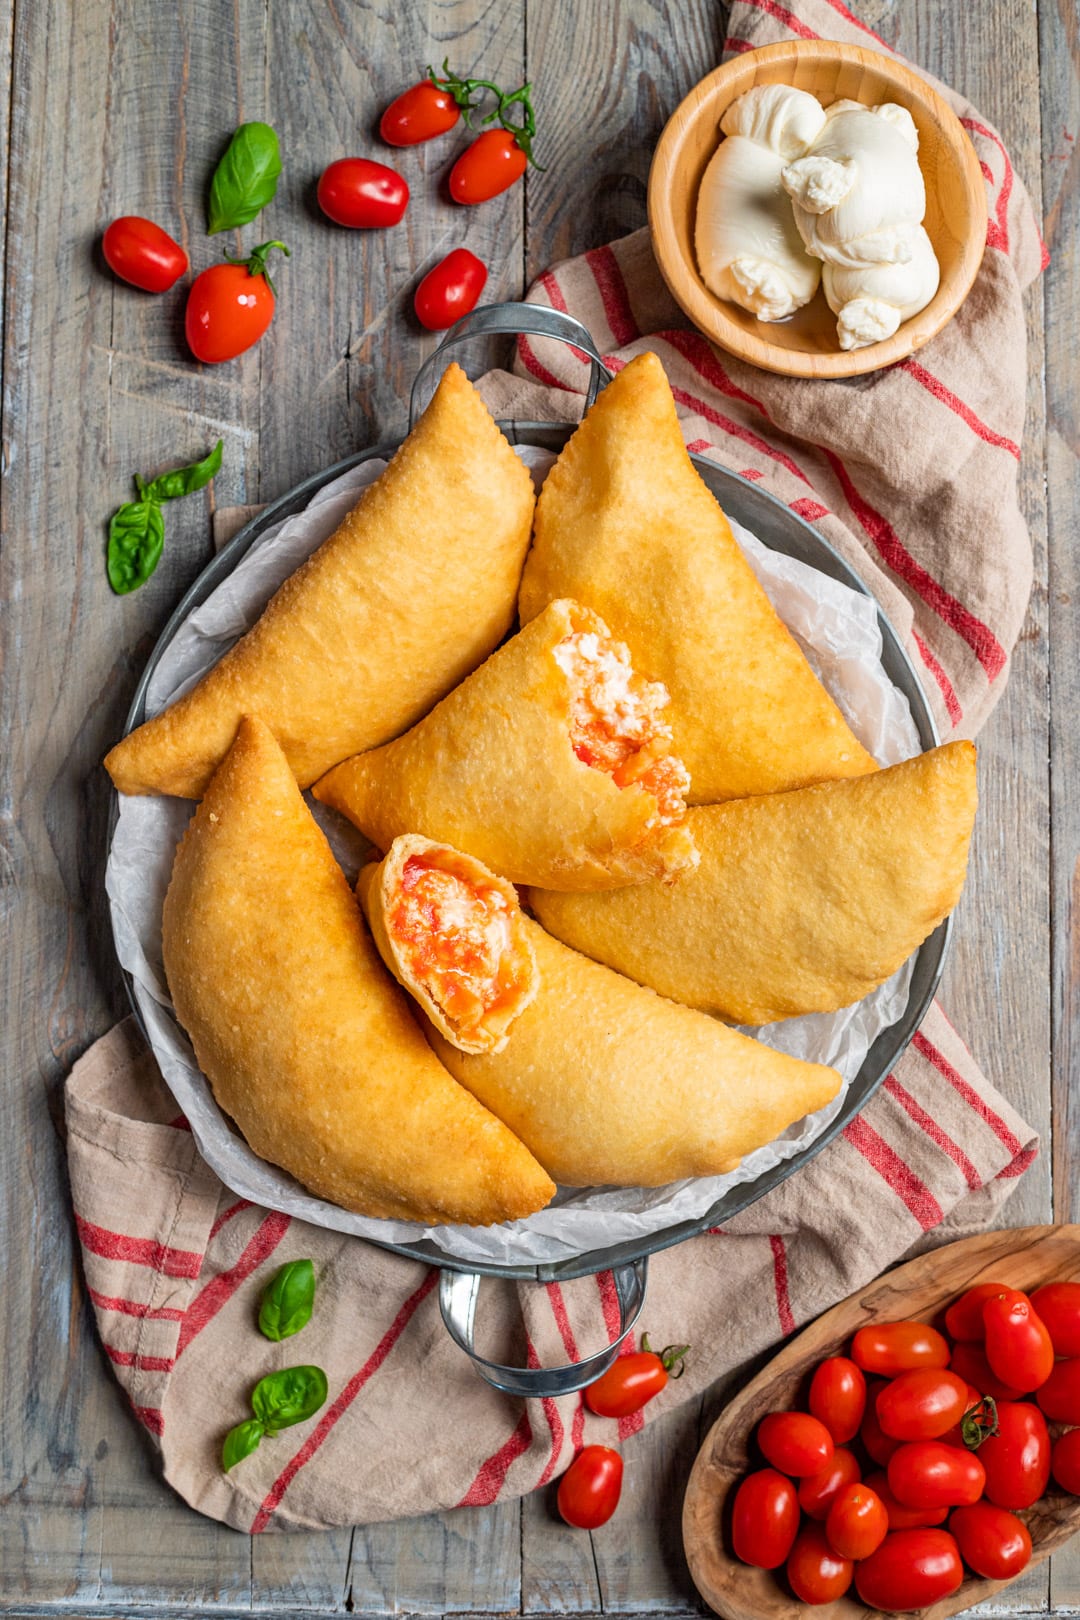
[1040, 0, 1080, 1612]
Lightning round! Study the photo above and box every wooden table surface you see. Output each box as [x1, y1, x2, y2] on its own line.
[1, 0, 1076, 1615]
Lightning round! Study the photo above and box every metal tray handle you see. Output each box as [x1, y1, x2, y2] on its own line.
[409, 300, 613, 428]
[440, 1259, 648, 1398]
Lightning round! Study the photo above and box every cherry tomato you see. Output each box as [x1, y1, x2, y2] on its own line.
[798, 1447, 861, 1520]
[317, 158, 408, 228]
[861, 1380, 901, 1467]
[757, 1411, 834, 1477]
[103, 216, 188, 293]
[876, 1369, 971, 1441]
[978, 1400, 1051, 1508]
[944, 1282, 1022, 1341]
[556, 1445, 623, 1529]
[949, 1339, 1026, 1402]
[786, 1523, 853, 1604]
[887, 1441, 986, 1508]
[185, 241, 287, 364]
[1030, 1282, 1080, 1356]
[949, 1502, 1032, 1580]
[983, 1293, 1055, 1393]
[585, 1336, 688, 1418]
[1052, 1427, 1080, 1494]
[809, 1356, 866, 1443]
[380, 78, 464, 145]
[731, 1468, 799, 1568]
[852, 1321, 950, 1375]
[825, 1482, 889, 1561]
[855, 1529, 964, 1610]
[449, 129, 527, 204]
[864, 1470, 949, 1530]
[414, 248, 488, 331]
[1036, 1357, 1080, 1423]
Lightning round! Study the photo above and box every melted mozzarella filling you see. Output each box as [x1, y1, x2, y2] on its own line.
[553, 631, 690, 828]
[388, 855, 528, 1033]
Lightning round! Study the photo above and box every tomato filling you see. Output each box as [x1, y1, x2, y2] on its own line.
[387, 853, 531, 1034]
[553, 630, 689, 828]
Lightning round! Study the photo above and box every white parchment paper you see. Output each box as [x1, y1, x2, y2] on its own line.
[106, 446, 922, 1267]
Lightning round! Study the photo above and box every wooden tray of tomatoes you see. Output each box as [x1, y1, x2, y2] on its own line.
[683, 1224, 1080, 1618]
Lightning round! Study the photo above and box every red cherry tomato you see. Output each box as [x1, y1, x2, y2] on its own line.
[380, 78, 463, 145]
[852, 1321, 950, 1376]
[978, 1400, 1051, 1508]
[1035, 1357, 1080, 1423]
[449, 129, 527, 204]
[414, 248, 488, 331]
[1030, 1282, 1080, 1357]
[103, 216, 188, 293]
[825, 1482, 889, 1561]
[864, 1470, 949, 1530]
[556, 1445, 623, 1529]
[786, 1523, 853, 1604]
[949, 1502, 1033, 1580]
[1052, 1427, 1080, 1494]
[731, 1468, 799, 1568]
[584, 1337, 688, 1418]
[185, 242, 287, 364]
[887, 1441, 986, 1508]
[861, 1380, 901, 1467]
[983, 1293, 1055, 1393]
[876, 1369, 971, 1441]
[317, 158, 409, 228]
[798, 1447, 861, 1520]
[809, 1356, 866, 1443]
[944, 1282, 1022, 1341]
[855, 1529, 964, 1611]
[949, 1339, 1026, 1402]
[757, 1411, 834, 1477]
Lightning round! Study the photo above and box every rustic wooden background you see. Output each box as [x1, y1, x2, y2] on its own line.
[1, 0, 1076, 1615]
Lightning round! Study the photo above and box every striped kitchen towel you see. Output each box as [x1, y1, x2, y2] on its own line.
[66, 0, 1044, 1532]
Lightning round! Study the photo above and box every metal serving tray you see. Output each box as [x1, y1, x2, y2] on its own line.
[109, 303, 946, 1397]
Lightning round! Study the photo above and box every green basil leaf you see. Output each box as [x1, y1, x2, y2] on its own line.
[250, 1365, 328, 1433]
[222, 1417, 265, 1471]
[144, 439, 223, 504]
[259, 1259, 316, 1342]
[208, 122, 282, 234]
[107, 498, 166, 594]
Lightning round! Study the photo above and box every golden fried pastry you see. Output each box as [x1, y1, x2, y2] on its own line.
[106, 363, 536, 799]
[314, 599, 697, 891]
[518, 350, 878, 803]
[358, 836, 539, 1055]
[530, 741, 977, 1025]
[162, 716, 555, 1225]
[419, 920, 842, 1187]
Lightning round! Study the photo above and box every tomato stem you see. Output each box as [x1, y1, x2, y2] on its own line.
[959, 1395, 999, 1449]
[641, 1333, 691, 1378]
[426, 59, 503, 128]
[223, 239, 290, 297]
[426, 59, 543, 166]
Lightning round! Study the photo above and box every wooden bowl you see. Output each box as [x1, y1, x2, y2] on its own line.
[648, 40, 988, 378]
[683, 1224, 1080, 1619]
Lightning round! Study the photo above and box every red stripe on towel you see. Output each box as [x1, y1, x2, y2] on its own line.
[842, 1116, 944, 1230]
[253, 1269, 437, 1530]
[176, 1211, 291, 1357]
[769, 1235, 796, 1334]
[75, 1214, 203, 1279]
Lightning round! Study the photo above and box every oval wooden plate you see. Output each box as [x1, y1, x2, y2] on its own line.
[684, 1224, 1080, 1619]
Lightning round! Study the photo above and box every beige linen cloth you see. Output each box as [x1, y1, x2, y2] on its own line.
[67, 0, 1045, 1533]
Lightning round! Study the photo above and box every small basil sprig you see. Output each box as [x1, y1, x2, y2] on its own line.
[107, 439, 222, 594]
[209, 121, 282, 234]
[221, 1365, 329, 1473]
[258, 1259, 316, 1342]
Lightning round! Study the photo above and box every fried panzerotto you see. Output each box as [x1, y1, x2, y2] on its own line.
[358, 836, 539, 1056]
[106, 363, 537, 799]
[518, 350, 878, 803]
[414, 920, 842, 1188]
[530, 742, 977, 1026]
[161, 716, 555, 1226]
[313, 599, 697, 891]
